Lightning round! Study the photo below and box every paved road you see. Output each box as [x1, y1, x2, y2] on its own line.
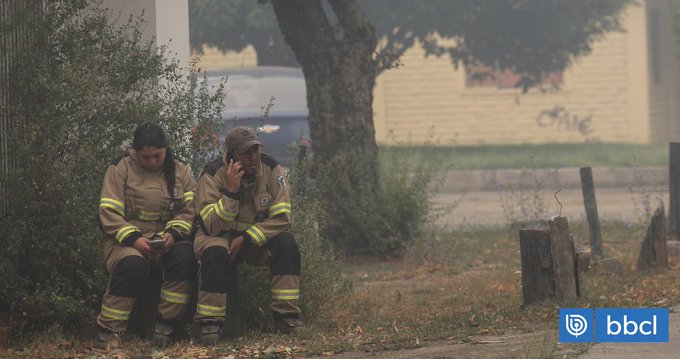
[432, 166, 667, 227]
[434, 187, 668, 227]
[577, 306, 680, 359]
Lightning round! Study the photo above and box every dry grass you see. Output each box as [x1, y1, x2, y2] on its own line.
[5, 221, 680, 358]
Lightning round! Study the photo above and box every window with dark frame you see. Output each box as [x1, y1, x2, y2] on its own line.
[465, 61, 563, 89]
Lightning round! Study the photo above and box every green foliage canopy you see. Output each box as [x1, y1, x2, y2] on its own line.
[190, 0, 630, 88]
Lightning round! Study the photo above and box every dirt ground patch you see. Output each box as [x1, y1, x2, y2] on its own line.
[311, 330, 588, 359]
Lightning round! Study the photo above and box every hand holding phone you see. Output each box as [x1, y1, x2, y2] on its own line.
[149, 235, 165, 252]
[225, 154, 244, 193]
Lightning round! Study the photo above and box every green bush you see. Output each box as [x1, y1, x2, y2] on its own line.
[0, 1, 349, 336]
[315, 146, 447, 257]
[0, 0, 224, 329]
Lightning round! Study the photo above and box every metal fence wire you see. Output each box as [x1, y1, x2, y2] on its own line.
[0, 1, 41, 220]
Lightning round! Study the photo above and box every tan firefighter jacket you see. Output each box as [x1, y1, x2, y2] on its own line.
[99, 150, 197, 247]
[195, 154, 292, 245]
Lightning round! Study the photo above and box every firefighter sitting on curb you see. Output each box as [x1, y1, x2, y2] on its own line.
[95, 123, 197, 351]
[193, 126, 302, 345]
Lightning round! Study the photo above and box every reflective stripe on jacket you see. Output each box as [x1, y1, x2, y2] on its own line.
[99, 150, 197, 246]
[195, 154, 292, 246]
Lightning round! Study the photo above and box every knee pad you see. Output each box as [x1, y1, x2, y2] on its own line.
[266, 232, 300, 276]
[200, 246, 233, 293]
[109, 255, 148, 298]
[163, 243, 197, 282]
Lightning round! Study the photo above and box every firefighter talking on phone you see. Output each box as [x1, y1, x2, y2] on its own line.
[95, 123, 197, 350]
[193, 126, 302, 345]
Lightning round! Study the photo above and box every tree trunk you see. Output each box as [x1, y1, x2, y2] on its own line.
[271, 0, 378, 174]
[271, 0, 380, 245]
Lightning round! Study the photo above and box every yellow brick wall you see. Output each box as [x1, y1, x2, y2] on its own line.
[374, 3, 655, 146]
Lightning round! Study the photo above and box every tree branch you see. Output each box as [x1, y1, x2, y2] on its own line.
[270, 0, 336, 61]
[327, 0, 376, 47]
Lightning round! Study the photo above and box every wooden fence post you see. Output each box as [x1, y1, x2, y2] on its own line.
[520, 217, 587, 305]
[519, 229, 554, 306]
[669, 143, 680, 241]
[580, 167, 603, 258]
[549, 216, 578, 300]
[638, 205, 668, 271]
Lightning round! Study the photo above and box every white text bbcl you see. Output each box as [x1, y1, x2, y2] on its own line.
[606, 315, 657, 336]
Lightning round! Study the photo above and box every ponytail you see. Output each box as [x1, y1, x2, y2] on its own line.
[163, 147, 176, 197]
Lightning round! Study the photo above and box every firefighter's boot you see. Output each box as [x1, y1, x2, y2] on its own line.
[93, 325, 120, 352]
[199, 322, 221, 345]
[273, 314, 303, 335]
[152, 320, 175, 347]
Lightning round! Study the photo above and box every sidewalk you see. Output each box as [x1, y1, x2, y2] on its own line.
[433, 166, 669, 226]
[577, 306, 680, 359]
[437, 166, 666, 193]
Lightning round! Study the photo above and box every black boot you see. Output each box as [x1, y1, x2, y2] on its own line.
[273, 313, 303, 334]
[199, 322, 222, 345]
[93, 325, 120, 352]
[152, 319, 175, 347]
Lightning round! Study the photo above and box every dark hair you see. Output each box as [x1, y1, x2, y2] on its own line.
[132, 123, 176, 197]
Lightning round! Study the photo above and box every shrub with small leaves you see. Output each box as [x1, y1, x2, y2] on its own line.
[0, 0, 225, 329]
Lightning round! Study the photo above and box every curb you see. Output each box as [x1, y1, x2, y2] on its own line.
[436, 167, 667, 193]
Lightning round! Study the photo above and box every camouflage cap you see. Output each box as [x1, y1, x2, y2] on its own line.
[225, 126, 263, 153]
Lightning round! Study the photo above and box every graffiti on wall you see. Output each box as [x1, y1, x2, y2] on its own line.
[536, 106, 592, 136]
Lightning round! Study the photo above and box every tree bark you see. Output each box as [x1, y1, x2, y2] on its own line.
[270, 0, 378, 175]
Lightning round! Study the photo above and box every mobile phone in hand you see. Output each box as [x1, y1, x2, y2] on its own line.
[149, 237, 165, 251]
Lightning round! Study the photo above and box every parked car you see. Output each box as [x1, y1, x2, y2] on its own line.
[204, 66, 310, 168]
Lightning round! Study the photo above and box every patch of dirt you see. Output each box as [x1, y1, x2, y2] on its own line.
[311, 330, 585, 359]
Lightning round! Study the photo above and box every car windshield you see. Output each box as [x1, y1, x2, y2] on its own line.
[205, 68, 307, 115]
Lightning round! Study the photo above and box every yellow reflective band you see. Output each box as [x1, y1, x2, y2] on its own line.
[116, 225, 139, 243]
[100, 198, 124, 209]
[99, 198, 125, 216]
[269, 202, 291, 211]
[200, 203, 216, 220]
[182, 191, 194, 203]
[246, 226, 266, 246]
[272, 289, 299, 299]
[197, 303, 226, 317]
[215, 199, 236, 221]
[269, 203, 292, 217]
[138, 211, 162, 221]
[160, 289, 190, 304]
[101, 305, 130, 320]
[272, 289, 299, 294]
[166, 220, 192, 232]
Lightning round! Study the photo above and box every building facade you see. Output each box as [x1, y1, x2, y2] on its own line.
[197, 0, 680, 147]
[373, 0, 680, 146]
